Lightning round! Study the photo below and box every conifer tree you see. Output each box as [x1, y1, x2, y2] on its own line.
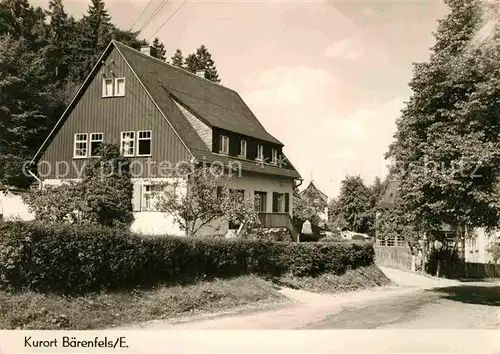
[0, 35, 51, 187]
[73, 0, 113, 82]
[185, 45, 221, 83]
[45, 0, 76, 82]
[151, 37, 166, 61]
[171, 49, 184, 67]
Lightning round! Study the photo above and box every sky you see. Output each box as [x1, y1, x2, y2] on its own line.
[35, 0, 449, 199]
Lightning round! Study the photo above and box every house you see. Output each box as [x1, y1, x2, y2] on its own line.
[0, 187, 35, 222]
[28, 41, 302, 237]
[377, 180, 498, 263]
[298, 181, 329, 224]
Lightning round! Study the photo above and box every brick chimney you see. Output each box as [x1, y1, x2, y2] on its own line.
[140, 46, 155, 56]
[196, 69, 206, 78]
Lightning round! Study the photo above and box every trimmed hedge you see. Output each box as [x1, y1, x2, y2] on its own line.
[0, 221, 374, 294]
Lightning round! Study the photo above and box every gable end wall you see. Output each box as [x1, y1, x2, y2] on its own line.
[38, 47, 191, 179]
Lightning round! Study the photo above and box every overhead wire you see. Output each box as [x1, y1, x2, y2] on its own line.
[128, 0, 155, 31]
[147, 0, 188, 41]
[137, 0, 171, 35]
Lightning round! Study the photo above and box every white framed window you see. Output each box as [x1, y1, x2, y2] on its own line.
[239, 140, 247, 158]
[271, 148, 278, 165]
[219, 135, 229, 154]
[256, 144, 264, 161]
[121, 131, 135, 156]
[102, 78, 114, 97]
[142, 183, 176, 211]
[137, 130, 152, 156]
[115, 77, 126, 96]
[89, 132, 104, 157]
[142, 185, 158, 211]
[74, 133, 88, 158]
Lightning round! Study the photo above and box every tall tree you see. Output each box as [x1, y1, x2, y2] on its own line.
[0, 35, 52, 187]
[0, 0, 47, 50]
[386, 0, 500, 256]
[151, 37, 166, 61]
[45, 0, 76, 82]
[171, 48, 184, 67]
[185, 45, 221, 83]
[329, 175, 374, 234]
[72, 0, 113, 82]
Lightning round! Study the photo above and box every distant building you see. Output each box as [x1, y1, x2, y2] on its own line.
[299, 181, 329, 224]
[376, 180, 498, 263]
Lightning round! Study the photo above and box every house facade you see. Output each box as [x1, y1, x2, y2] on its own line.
[377, 180, 498, 263]
[29, 41, 302, 237]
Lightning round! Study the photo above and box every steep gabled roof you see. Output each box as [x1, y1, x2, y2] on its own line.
[30, 41, 300, 179]
[114, 42, 283, 146]
[300, 181, 328, 203]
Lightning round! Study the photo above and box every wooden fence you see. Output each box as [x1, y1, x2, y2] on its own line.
[375, 245, 500, 279]
[374, 246, 413, 271]
[432, 261, 500, 279]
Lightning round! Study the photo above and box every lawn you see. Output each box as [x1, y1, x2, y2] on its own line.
[0, 266, 391, 330]
[0, 276, 286, 330]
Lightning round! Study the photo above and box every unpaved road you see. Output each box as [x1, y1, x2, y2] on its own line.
[113, 267, 500, 352]
[116, 267, 498, 330]
[307, 282, 500, 329]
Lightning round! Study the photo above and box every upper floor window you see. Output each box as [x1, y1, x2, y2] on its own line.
[74, 133, 88, 158]
[137, 130, 152, 156]
[271, 148, 278, 165]
[121, 131, 135, 156]
[115, 78, 126, 96]
[219, 135, 229, 154]
[102, 78, 114, 97]
[256, 144, 264, 161]
[102, 77, 126, 97]
[239, 140, 247, 158]
[90, 132, 103, 157]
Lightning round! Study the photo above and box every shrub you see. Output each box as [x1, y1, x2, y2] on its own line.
[0, 221, 375, 294]
[23, 143, 133, 228]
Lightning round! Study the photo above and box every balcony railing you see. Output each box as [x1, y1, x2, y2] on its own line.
[258, 212, 300, 242]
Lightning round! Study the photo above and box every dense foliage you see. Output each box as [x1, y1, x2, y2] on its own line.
[0, 0, 221, 188]
[23, 143, 133, 227]
[0, 221, 375, 294]
[386, 0, 500, 250]
[293, 189, 327, 227]
[329, 175, 383, 235]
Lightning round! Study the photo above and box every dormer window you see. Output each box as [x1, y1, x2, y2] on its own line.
[271, 148, 278, 165]
[219, 135, 229, 154]
[256, 144, 264, 161]
[239, 140, 247, 158]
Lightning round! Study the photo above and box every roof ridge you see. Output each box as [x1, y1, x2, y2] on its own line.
[112, 40, 236, 93]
